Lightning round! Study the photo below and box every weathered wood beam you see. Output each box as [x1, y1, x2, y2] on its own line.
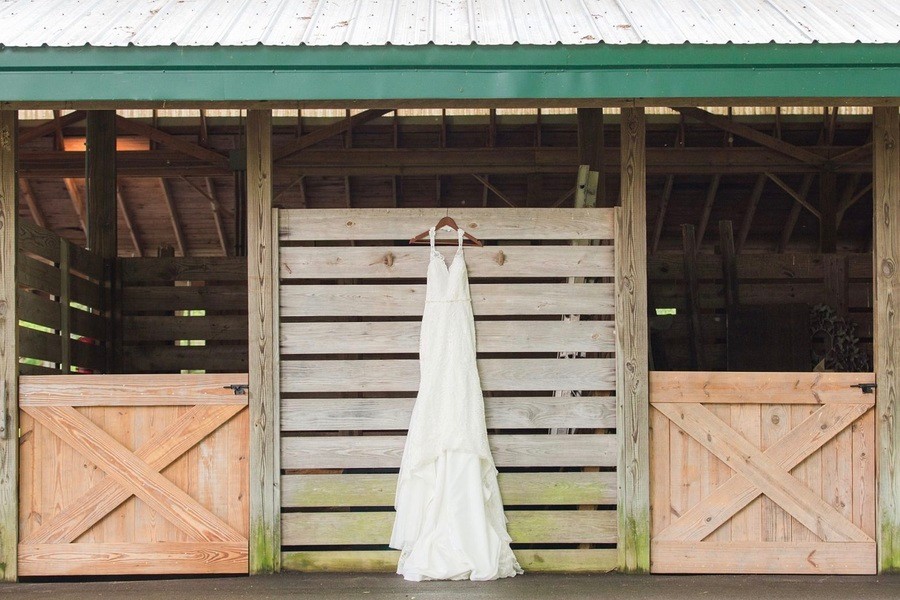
[681, 224, 706, 371]
[650, 175, 674, 255]
[695, 174, 722, 249]
[837, 177, 872, 226]
[116, 186, 142, 257]
[18, 146, 872, 178]
[832, 142, 873, 167]
[0, 110, 19, 582]
[19, 178, 47, 229]
[472, 174, 516, 208]
[273, 108, 393, 162]
[577, 108, 606, 206]
[246, 109, 280, 574]
[674, 107, 827, 167]
[158, 178, 186, 257]
[18, 110, 86, 146]
[615, 106, 649, 573]
[206, 178, 229, 256]
[766, 172, 821, 219]
[115, 115, 230, 170]
[776, 174, 816, 252]
[85, 111, 117, 259]
[736, 174, 767, 253]
[874, 106, 900, 573]
[819, 170, 838, 252]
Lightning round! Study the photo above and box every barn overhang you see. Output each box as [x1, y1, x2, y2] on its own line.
[0, 43, 898, 106]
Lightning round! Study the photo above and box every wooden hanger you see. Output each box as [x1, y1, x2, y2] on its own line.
[409, 216, 484, 247]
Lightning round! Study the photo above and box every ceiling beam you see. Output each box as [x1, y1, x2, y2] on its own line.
[115, 116, 231, 169]
[158, 178, 186, 257]
[274, 108, 394, 162]
[19, 178, 47, 229]
[116, 186, 142, 257]
[18, 110, 87, 146]
[674, 107, 827, 167]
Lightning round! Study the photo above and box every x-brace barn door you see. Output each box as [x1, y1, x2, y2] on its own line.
[18, 374, 249, 576]
[649, 372, 876, 575]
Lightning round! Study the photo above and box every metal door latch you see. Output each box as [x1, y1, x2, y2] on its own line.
[224, 384, 249, 396]
[851, 383, 877, 394]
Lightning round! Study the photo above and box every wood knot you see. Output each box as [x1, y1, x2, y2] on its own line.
[495, 250, 506, 266]
[771, 415, 780, 425]
[383, 252, 394, 268]
[345, 220, 355, 228]
[881, 258, 895, 277]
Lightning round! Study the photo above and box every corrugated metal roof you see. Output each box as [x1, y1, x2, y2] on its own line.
[0, 0, 897, 47]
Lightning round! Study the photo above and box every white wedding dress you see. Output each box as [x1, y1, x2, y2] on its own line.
[390, 227, 522, 581]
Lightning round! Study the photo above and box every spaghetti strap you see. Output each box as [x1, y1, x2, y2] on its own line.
[428, 227, 439, 257]
[456, 228, 464, 253]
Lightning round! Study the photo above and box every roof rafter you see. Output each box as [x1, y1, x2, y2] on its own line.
[116, 115, 230, 169]
[158, 178, 186, 257]
[274, 108, 394, 162]
[116, 185, 142, 257]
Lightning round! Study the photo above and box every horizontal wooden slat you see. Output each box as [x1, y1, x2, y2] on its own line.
[649, 253, 846, 281]
[69, 275, 105, 311]
[19, 363, 60, 375]
[281, 472, 617, 507]
[70, 307, 107, 340]
[17, 254, 61, 296]
[68, 244, 105, 280]
[649, 372, 876, 405]
[122, 285, 248, 312]
[281, 320, 613, 355]
[19, 326, 61, 363]
[122, 345, 249, 373]
[281, 358, 615, 393]
[282, 548, 617, 573]
[19, 374, 249, 406]
[281, 396, 616, 431]
[279, 208, 615, 241]
[18, 289, 61, 330]
[18, 543, 248, 576]
[282, 510, 616, 545]
[120, 257, 248, 284]
[280, 283, 613, 317]
[280, 245, 614, 279]
[18, 220, 61, 262]
[69, 340, 106, 371]
[650, 541, 876, 575]
[282, 434, 615, 469]
[123, 316, 248, 342]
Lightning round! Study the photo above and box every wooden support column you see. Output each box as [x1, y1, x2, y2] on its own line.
[577, 108, 606, 206]
[873, 106, 900, 573]
[820, 169, 838, 253]
[0, 110, 18, 581]
[85, 111, 117, 258]
[247, 110, 279, 574]
[615, 106, 650, 573]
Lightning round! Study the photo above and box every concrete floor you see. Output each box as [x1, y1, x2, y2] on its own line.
[4, 573, 900, 600]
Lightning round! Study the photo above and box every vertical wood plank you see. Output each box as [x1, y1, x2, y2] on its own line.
[852, 409, 877, 539]
[85, 111, 117, 259]
[59, 243, 71, 373]
[577, 108, 605, 206]
[873, 105, 900, 572]
[761, 405, 791, 542]
[649, 407, 670, 536]
[730, 404, 762, 542]
[0, 110, 18, 581]
[707, 404, 732, 542]
[246, 110, 279, 574]
[681, 224, 705, 370]
[790, 404, 821, 542]
[615, 106, 649, 573]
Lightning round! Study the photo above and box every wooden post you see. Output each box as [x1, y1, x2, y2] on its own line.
[615, 106, 650, 573]
[577, 108, 606, 206]
[820, 169, 838, 253]
[718, 220, 739, 310]
[873, 106, 900, 573]
[246, 109, 279, 574]
[85, 111, 117, 258]
[681, 224, 706, 371]
[0, 110, 18, 581]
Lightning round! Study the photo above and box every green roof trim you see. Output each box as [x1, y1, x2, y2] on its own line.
[0, 43, 898, 103]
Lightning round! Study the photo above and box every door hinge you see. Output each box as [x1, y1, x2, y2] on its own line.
[224, 384, 249, 396]
[851, 383, 877, 394]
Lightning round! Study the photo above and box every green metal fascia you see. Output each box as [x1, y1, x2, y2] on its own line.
[0, 43, 897, 102]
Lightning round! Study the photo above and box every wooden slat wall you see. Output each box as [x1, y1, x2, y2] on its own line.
[17, 221, 109, 375]
[648, 253, 872, 370]
[278, 208, 618, 573]
[119, 257, 248, 373]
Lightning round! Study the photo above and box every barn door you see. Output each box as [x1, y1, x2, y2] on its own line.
[649, 372, 876, 574]
[18, 374, 249, 576]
